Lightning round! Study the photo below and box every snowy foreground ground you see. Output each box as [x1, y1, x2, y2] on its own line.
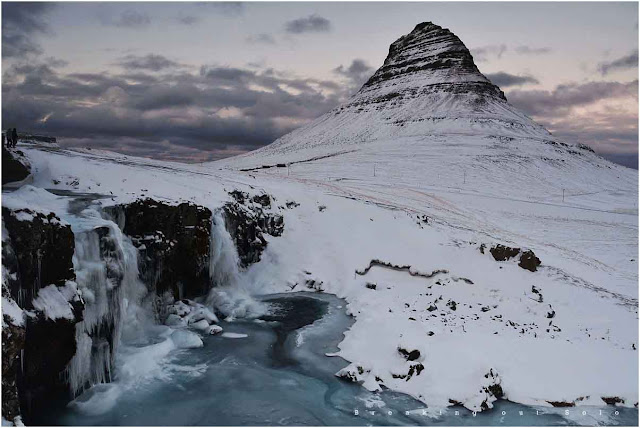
[5, 140, 639, 414]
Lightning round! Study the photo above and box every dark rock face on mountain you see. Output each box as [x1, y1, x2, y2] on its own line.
[2, 208, 82, 423]
[105, 199, 212, 299]
[2, 147, 30, 185]
[222, 191, 284, 267]
[343, 21, 516, 123]
[360, 22, 505, 100]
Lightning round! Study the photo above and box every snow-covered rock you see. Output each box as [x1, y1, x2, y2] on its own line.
[170, 330, 203, 349]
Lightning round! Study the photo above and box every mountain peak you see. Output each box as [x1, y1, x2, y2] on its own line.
[359, 21, 505, 101]
[225, 21, 569, 166]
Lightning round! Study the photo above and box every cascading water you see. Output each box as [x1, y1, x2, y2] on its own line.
[65, 209, 151, 397]
[206, 211, 266, 320]
[54, 205, 264, 418]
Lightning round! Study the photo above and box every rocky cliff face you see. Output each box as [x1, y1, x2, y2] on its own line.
[2, 208, 83, 423]
[2, 147, 31, 185]
[105, 199, 213, 300]
[222, 191, 284, 267]
[359, 22, 506, 102]
[2, 208, 77, 307]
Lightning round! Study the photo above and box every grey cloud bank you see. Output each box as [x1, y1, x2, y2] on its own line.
[486, 72, 539, 88]
[1, 2, 637, 168]
[599, 50, 639, 75]
[284, 14, 331, 34]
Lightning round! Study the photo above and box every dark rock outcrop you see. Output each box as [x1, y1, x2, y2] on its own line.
[2, 315, 25, 421]
[489, 244, 541, 272]
[547, 401, 575, 408]
[601, 396, 625, 406]
[489, 244, 520, 262]
[398, 347, 421, 361]
[2, 208, 76, 307]
[222, 191, 284, 267]
[518, 250, 541, 272]
[479, 369, 504, 411]
[2, 208, 82, 423]
[20, 316, 78, 418]
[2, 147, 30, 185]
[105, 199, 212, 299]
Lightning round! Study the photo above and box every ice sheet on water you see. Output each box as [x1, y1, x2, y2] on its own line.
[221, 332, 248, 339]
[67, 384, 122, 416]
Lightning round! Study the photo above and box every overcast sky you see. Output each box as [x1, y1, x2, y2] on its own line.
[2, 2, 638, 167]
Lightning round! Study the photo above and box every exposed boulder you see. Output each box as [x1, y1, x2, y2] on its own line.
[251, 193, 271, 208]
[398, 347, 421, 361]
[222, 191, 284, 267]
[489, 244, 520, 262]
[488, 244, 541, 272]
[518, 250, 541, 272]
[105, 199, 212, 299]
[601, 396, 625, 406]
[165, 299, 220, 335]
[406, 362, 424, 380]
[2, 147, 30, 185]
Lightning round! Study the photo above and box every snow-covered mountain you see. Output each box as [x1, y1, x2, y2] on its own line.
[223, 22, 581, 164]
[2, 21, 637, 425]
[220, 23, 634, 204]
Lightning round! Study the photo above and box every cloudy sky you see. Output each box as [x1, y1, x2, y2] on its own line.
[2, 2, 638, 167]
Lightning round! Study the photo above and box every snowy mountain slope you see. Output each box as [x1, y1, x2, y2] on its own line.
[212, 21, 637, 314]
[214, 22, 637, 292]
[2, 21, 638, 421]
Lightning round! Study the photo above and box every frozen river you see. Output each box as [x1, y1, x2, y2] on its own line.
[36, 292, 637, 426]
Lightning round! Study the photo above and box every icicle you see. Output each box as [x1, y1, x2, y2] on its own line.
[66, 210, 150, 397]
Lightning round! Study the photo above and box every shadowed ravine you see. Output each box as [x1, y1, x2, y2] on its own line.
[34, 293, 637, 426]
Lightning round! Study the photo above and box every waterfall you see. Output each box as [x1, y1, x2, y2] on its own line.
[208, 211, 242, 288]
[66, 213, 150, 397]
[206, 211, 265, 320]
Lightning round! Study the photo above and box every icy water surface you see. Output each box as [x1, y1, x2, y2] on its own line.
[39, 292, 637, 426]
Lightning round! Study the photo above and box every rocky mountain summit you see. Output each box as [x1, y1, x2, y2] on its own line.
[358, 21, 508, 108]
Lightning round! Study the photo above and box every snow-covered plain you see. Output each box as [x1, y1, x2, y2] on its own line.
[3, 21, 638, 421]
